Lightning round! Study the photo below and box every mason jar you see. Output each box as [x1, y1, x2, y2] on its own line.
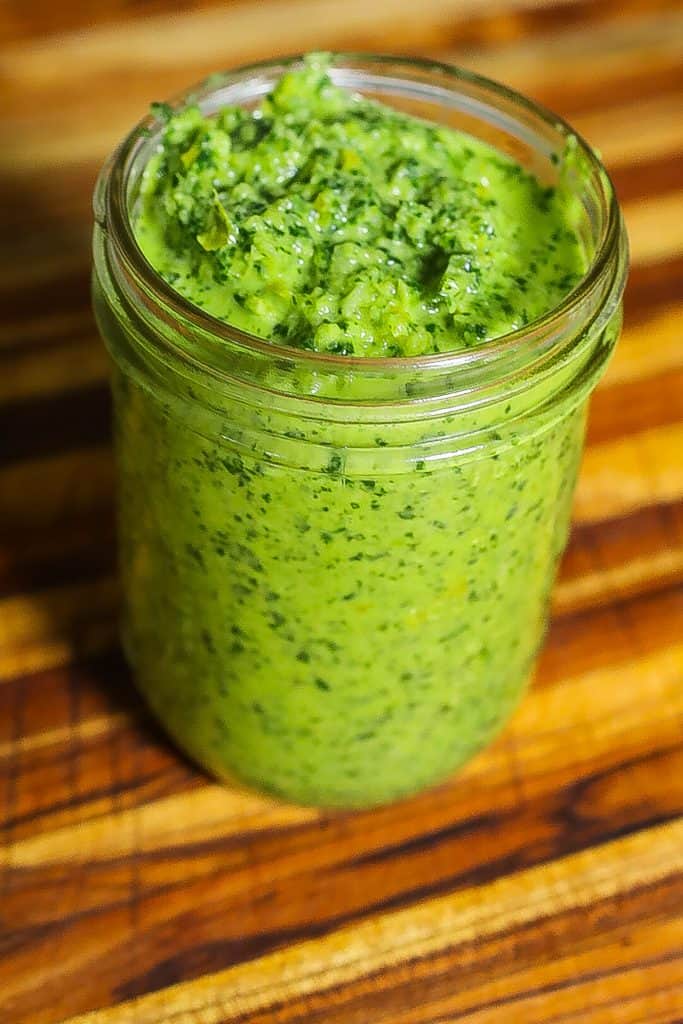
[92, 54, 628, 808]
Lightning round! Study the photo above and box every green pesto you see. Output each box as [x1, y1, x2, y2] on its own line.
[107, 58, 603, 808]
[135, 55, 584, 356]
[114, 377, 587, 807]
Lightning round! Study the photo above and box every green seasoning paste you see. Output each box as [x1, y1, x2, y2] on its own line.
[135, 55, 584, 356]
[115, 56, 592, 807]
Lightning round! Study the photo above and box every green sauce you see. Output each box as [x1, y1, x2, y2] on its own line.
[135, 54, 584, 356]
[114, 56, 595, 807]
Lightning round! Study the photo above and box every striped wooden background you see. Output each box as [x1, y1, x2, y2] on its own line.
[1, 1, 682, 1021]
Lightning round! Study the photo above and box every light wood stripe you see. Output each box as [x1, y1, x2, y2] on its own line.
[0, 710, 130, 764]
[57, 817, 683, 1024]
[3, 784, 318, 871]
[623, 191, 683, 266]
[511, 643, 683, 764]
[0, 578, 118, 681]
[602, 305, 682, 388]
[574, 422, 683, 524]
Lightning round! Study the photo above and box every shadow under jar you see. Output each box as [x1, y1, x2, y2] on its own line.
[92, 54, 628, 809]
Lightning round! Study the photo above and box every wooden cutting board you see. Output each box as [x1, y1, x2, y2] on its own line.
[1, 2, 682, 1022]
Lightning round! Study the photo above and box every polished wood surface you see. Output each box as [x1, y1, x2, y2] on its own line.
[1, 2, 682, 1021]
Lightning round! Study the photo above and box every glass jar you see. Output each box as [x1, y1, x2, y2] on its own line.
[92, 54, 628, 808]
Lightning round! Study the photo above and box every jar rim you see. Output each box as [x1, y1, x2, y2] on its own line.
[96, 51, 626, 385]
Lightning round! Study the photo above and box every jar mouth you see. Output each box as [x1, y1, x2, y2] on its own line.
[96, 51, 627, 389]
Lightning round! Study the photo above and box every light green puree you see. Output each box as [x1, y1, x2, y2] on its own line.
[121, 55, 588, 806]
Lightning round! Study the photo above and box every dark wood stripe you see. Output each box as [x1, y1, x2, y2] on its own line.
[0, 313, 96, 359]
[539, 577, 683, 689]
[0, 165, 95, 248]
[587, 365, 683, 446]
[1, 760, 192, 837]
[561, 497, 683, 608]
[0, 515, 116, 600]
[346, 742, 683, 871]
[0, 384, 111, 466]
[624, 254, 683, 326]
[611, 150, 683, 206]
[438, 0, 683, 51]
[0, 271, 91, 349]
[567, 496, 683, 554]
[529, 57, 683, 118]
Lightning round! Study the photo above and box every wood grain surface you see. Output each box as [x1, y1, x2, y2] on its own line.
[1, 1, 682, 1022]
